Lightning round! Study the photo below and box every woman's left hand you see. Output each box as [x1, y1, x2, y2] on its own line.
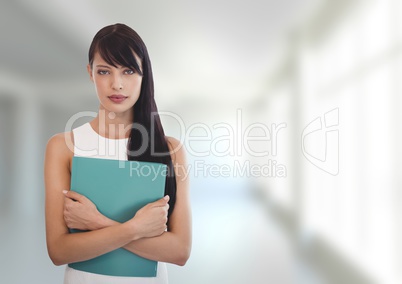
[63, 190, 110, 231]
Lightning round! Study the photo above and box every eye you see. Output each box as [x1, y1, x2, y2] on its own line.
[124, 69, 135, 75]
[97, 70, 109, 75]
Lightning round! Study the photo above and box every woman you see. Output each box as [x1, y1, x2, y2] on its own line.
[44, 23, 191, 284]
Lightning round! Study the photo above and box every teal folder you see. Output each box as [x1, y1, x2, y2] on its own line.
[68, 156, 167, 277]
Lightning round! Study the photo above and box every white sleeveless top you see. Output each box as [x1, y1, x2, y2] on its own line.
[64, 122, 168, 284]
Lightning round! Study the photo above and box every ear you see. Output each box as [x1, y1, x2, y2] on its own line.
[87, 64, 94, 82]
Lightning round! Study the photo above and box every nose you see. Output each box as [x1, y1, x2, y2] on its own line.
[111, 74, 123, 90]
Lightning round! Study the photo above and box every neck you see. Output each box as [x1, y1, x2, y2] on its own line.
[90, 108, 133, 139]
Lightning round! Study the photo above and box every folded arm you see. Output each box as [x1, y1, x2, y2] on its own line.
[121, 161, 191, 267]
[46, 134, 191, 266]
[63, 136, 192, 266]
[45, 133, 171, 266]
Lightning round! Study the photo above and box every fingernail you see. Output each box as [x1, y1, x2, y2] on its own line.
[164, 195, 169, 201]
[62, 190, 68, 195]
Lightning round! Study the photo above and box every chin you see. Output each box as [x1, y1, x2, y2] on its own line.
[100, 103, 134, 114]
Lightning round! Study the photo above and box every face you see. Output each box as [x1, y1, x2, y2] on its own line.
[87, 52, 143, 115]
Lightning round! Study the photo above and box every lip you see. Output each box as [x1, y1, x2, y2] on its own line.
[108, 94, 128, 103]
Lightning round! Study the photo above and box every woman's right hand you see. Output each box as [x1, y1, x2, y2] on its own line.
[128, 195, 170, 240]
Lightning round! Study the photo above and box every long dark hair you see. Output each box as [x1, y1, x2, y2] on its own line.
[88, 23, 176, 216]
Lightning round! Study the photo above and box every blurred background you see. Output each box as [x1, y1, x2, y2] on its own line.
[1, 0, 401, 283]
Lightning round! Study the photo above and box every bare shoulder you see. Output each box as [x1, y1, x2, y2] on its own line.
[166, 136, 182, 150]
[46, 132, 73, 154]
[45, 131, 74, 168]
[165, 136, 186, 164]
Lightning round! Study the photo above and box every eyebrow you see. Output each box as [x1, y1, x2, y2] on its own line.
[95, 64, 112, 69]
[95, 64, 141, 71]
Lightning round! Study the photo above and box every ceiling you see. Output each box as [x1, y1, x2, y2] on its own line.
[0, 0, 322, 109]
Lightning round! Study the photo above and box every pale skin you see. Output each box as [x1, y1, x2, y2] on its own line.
[44, 52, 191, 267]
